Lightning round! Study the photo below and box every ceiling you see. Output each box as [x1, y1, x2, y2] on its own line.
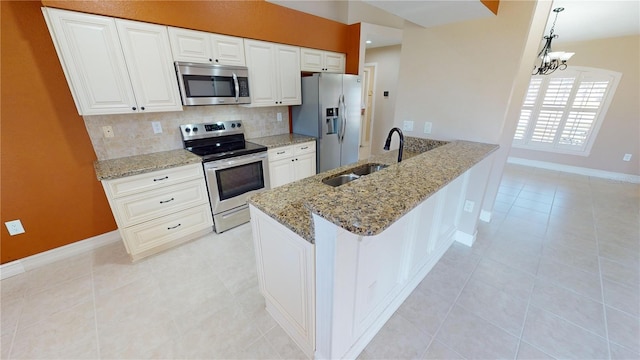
[268, 0, 640, 48]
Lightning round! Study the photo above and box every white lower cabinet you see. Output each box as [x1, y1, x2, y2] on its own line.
[267, 141, 316, 188]
[102, 163, 213, 261]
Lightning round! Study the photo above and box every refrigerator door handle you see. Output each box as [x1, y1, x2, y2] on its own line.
[340, 94, 347, 142]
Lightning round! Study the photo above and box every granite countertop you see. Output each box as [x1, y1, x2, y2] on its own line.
[94, 149, 202, 181]
[248, 138, 498, 243]
[249, 133, 316, 148]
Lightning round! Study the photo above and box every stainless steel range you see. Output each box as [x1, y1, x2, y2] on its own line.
[180, 121, 269, 233]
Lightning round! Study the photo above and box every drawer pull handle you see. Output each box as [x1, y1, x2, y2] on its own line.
[301, 146, 308, 150]
[153, 176, 169, 182]
[276, 151, 285, 155]
[160, 198, 175, 204]
[167, 223, 181, 230]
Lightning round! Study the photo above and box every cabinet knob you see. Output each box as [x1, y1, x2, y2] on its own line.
[215, 59, 219, 63]
[132, 106, 136, 111]
[141, 106, 145, 111]
[209, 58, 213, 62]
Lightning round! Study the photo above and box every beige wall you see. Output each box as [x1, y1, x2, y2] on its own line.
[509, 35, 640, 176]
[364, 45, 402, 155]
[392, 0, 538, 144]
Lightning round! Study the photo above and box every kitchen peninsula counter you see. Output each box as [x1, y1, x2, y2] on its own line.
[249, 136, 498, 359]
[249, 138, 498, 242]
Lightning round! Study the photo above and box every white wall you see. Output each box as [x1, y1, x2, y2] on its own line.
[392, 0, 539, 144]
[364, 45, 402, 155]
[509, 35, 640, 176]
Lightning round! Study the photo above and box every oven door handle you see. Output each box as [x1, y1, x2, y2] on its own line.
[233, 73, 239, 103]
[205, 152, 268, 170]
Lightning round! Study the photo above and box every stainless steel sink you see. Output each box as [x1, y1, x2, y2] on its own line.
[321, 163, 389, 187]
[322, 174, 360, 187]
[351, 163, 389, 176]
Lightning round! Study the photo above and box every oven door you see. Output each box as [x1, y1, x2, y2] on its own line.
[203, 152, 270, 216]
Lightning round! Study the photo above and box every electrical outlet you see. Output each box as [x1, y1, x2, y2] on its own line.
[5, 220, 25, 236]
[152, 121, 163, 134]
[623, 153, 632, 161]
[463, 200, 475, 213]
[277, 112, 283, 122]
[424, 122, 432, 134]
[102, 126, 114, 138]
[403, 120, 414, 132]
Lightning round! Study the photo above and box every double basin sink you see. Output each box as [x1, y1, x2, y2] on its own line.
[322, 163, 389, 187]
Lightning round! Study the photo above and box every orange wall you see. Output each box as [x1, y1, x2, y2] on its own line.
[1, 1, 117, 263]
[1, 1, 358, 264]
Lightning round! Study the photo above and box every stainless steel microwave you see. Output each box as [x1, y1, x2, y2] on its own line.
[174, 62, 251, 105]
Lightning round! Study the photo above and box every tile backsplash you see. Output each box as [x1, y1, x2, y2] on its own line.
[84, 106, 290, 160]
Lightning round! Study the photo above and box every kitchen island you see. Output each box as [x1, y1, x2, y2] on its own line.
[248, 137, 498, 359]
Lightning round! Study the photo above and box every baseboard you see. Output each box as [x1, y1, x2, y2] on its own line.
[454, 229, 477, 247]
[0, 230, 120, 280]
[479, 210, 492, 223]
[507, 157, 640, 183]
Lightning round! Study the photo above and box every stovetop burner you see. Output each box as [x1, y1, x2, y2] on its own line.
[180, 121, 267, 162]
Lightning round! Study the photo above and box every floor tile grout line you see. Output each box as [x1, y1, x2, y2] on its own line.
[90, 256, 102, 360]
[418, 257, 482, 360]
[591, 175, 613, 360]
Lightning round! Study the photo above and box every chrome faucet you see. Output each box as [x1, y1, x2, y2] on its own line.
[383, 127, 404, 163]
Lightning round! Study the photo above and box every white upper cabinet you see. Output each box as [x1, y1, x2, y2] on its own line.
[300, 47, 345, 73]
[43, 8, 182, 115]
[115, 20, 183, 113]
[168, 27, 245, 66]
[244, 39, 301, 107]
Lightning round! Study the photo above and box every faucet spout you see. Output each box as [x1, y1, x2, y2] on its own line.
[383, 127, 404, 163]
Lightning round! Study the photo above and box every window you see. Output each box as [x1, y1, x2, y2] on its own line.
[512, 67, 621, 156]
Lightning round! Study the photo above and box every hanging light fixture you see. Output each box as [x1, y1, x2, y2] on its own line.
[532, 7, 575, 75]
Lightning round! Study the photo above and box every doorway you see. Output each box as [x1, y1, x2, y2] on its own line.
[359, 64, 376, 160]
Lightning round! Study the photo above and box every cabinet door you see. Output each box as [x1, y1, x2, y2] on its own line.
[211, 34, 246, 66]
[168, 27, 213, 63]
[324, 52, 346, 73]
[275, 45, 301, 106]
[116, 20, 182, 113]
[244, 40, 279, 106]
[269, 158, 294, 188]
[293, 153, 316, 182]
[43, 8, 137, 115]
[300, 48, 324, 72]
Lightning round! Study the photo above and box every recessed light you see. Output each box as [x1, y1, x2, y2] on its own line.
[366, 40, 372, 44]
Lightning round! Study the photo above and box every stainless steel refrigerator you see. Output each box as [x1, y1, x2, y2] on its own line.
[292, 73, 361, 173]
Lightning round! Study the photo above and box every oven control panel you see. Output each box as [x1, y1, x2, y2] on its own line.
[180, 121, 244, 141]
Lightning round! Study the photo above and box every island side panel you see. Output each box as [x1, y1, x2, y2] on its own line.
[249, 205, 316, 358]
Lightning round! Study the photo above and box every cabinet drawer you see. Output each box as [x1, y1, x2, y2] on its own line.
[293, 141, 315, 156]
[268, 145, 293, 161]
[112, 179, 208, 227]
[103, 163, 203, 198]
[121, 203, 213, 256]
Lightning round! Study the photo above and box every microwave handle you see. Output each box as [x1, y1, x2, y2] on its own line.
[233, 73, 239, 103]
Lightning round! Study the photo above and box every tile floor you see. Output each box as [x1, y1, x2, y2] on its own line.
[1, 164, 639, 359]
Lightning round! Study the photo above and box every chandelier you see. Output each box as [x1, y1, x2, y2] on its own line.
[532, 7, 575, 75]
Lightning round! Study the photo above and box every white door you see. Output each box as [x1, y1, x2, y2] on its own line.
[269, 158, 294, 188]
[244, 40, 278, 106]
[275, 44, 301, 105]
[293, 153, 316, 181]
[359, 65, 376, 160]
[211, 34, 245, 66]
[44, 8, 137, 115]
[115, 20, 182, 113]
[168, 27, 212, 63]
